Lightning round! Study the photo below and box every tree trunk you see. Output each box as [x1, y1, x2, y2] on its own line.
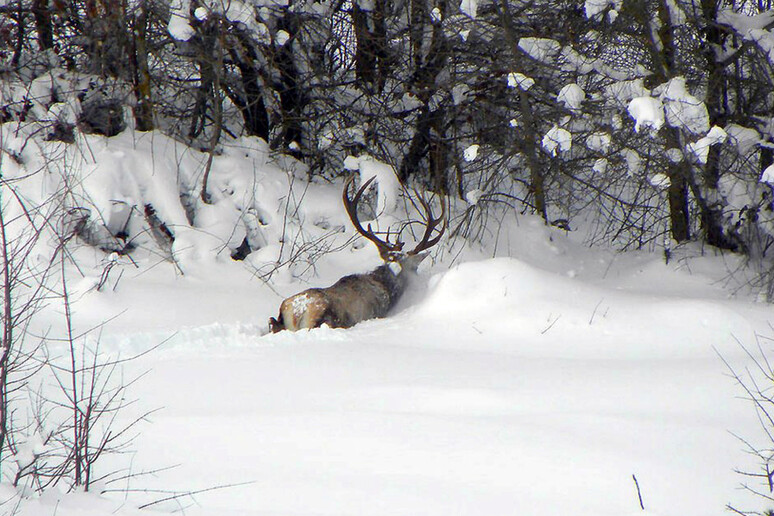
[227, 30, 271, 140]
[352, 0, 389, 93]
[667, 158, 690, 242]
[32, 0, 53, 50]
[399, 0, 449, 184]
[518, 91, 547, 221]
[273, 12, 306, 157]
[691, 0, 742, 250]
[130, 1, 154, 131]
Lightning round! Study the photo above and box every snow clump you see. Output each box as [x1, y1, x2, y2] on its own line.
[557, 84, 585, 110]
[460, 0, 478, 18]
[518, 38, 561, 62]
[585, 132, 611, 153]
[584, 0, 622, 19]
[686, 126, 728, 164]
[628, 97, 664, 132]
[168, 0, 194, 40]
[507, 72, 534, 90]
[465, 189, 484, 205]
[345, 155, 402, 215]
[658, 77, 709, 135]
[650, 173, 670, 188]
[542, 126, 572, 156]
[464, 144, 480, 162]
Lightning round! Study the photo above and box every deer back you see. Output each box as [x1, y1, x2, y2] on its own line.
[271, 262, 413, 332]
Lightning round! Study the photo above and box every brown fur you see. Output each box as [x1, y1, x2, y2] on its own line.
[269, 255, 425, 333]
[269, 175, 443, 333]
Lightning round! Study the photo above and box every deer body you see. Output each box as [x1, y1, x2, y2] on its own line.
[269, 176, 443, 333]
[270, 259, 423, 332]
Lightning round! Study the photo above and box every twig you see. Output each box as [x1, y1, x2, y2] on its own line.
[632, 474, 645, 510]
[589, 298, 604, 325]
[138, 481, 256, 509]
[540, 314, 561, 335]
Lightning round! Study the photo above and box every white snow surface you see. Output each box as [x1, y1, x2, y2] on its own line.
[584, 0, 622, 19]
[586, 131, 611, 153]
[2, 129, 773, 516]
[627, 78, 709, 135]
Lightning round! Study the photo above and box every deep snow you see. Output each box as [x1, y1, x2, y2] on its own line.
[2, 129, 773, 516]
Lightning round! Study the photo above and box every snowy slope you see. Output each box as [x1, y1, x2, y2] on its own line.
[2, 129, 773, 516]
[34, 241, 771, 516]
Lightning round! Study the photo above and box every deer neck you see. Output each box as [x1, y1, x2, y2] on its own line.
[371, 261, 410, 308]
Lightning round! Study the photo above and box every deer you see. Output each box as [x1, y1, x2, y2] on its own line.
[268, 175, 446, 332]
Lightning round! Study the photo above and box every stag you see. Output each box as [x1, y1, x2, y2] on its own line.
[269, 176, 445, 332]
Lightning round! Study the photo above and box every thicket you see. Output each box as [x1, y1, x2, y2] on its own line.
[3, 0, 774, 260]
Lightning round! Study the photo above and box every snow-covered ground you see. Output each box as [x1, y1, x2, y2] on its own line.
[3, 130, 773, 516]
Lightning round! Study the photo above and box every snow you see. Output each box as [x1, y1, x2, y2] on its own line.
[463, 144, 479, 161]
[291, 292, 314, 315]
[666, 147, 684, 163]
[726, 124, 761, 155]
[348, 155, 402, 215]
[542, 125, 572, 156]
[168, 15, 194, 41]
[584, 0, 622, 19]
[605, 79, 649, 107]
[518, 38, 561, 62]
[649, 172, 670, 188]
[275, 30, 290, 46]
[586, 131, 611, 153]
[686, 126, 728, 164]
[223, 1, 257, 27]
[593, 157, 608, 173]
[557, 83, 585, 110]
[27, 237, 770, 516]
[623, 148, 642, 174]
[507, 72, 534, 90]
[626, 78, 709, 135]
[628, 96, 664, 132]
[658, 77, 709, 135]
[760, 164, 774, 185]
[2, 128, 774, 516]
[719, 8, 774, 32]
[465, 188, 483, 205]
[168, 0, 194, 41]
[459, 0, 477, 18]
[719, 9, 774, 64]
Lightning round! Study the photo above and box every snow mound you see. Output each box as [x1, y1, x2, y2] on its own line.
[402, 258, 758, 360]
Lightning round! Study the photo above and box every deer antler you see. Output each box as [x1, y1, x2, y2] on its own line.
[343, 175, 404, 260]
[407, 191, 446, 255]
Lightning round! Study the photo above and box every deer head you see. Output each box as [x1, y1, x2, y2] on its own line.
[342, 174, 446, 269]
[268, 175, 446, 333]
